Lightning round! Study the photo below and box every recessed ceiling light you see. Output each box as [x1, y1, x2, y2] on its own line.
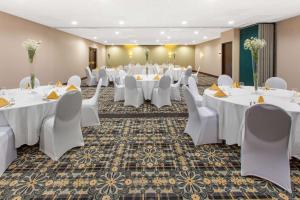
[71, 21, 78, 25]
[119, 20, 125, 25]
[160, 31, 165, 35]
[115, 31, 120, 35]
[194, 31, 199, 35]
[192, 40, 196, 43]
[181, 20, 188, 25]
[93, 36, 97, 39]
[228, 20, 235, 25]
[167, 36, 171, 39]
[203, 36, 208, 39]
[156, 39, 160, 43]
[103, 40, 107, 43]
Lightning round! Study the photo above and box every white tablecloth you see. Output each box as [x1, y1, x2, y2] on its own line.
[203, 86, 300, 158]
[171, 68, 186, 81]
[136, 75, 159, 100]
[0, 86, 70, 148]
[92, 68, 117, 82]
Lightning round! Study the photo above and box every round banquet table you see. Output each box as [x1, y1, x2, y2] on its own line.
[135, 74, 159, 100]
[0, 86, 74, 148]
[171, 68, 186, 81]
[203, 86, 300, 158]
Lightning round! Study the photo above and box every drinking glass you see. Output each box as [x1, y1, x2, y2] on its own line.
[291, 88, 298, 103]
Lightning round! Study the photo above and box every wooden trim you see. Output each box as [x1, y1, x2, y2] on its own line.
[199, 72, 218, 78]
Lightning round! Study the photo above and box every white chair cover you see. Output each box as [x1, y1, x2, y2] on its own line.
[188, 77, 203, 106]
[19, 76, 41, 89]
[164, 69, 174, 84]
[0, 127, 17, 176]
[151, 76, 172, 108]
[124, 76, 144, 108]
[85, 67, 97, 86]
[183, 86, 219, 145]
[81, 79, 102, 127]
[40, 90, 84, 160]
[265, 77, 288, 89]
[118, 70, 127, 85]
[181, 67, 193, 86]
[67, 75, 81, 87]
[217, 75, 233, 86]
[192, 65, 201, 84]
[171, 73, 182, 101]
[113, 77, 125, 102]
[98, 69, 109, 86]
[241, 104, 292, 193]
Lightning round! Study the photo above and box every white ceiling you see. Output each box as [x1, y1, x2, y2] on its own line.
[1, 0, 300, 45]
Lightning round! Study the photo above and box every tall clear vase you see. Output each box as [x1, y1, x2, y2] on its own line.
[252, 58, 259, 93]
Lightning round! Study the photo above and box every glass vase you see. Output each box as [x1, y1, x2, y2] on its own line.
[252, 57, 259, 92]
[30, 73, 35, 89]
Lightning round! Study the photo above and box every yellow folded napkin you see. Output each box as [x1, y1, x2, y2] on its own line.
[232, 82, 240, 88]
[214, 89, 227, 98]
[209, 83, 220, 91]
[25, 82, 31, 89]
[136, 75, 143, 80]
[154, 75, 161, 80]
[257, 96, 265, 104]
[264, 84, 271, 90]
[66, 85, 78, 91]
[47, 91, 59, 100]
[56, 80, 63, 87]
[0, 98, 9, 108]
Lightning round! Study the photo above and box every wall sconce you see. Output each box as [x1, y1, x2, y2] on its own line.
[168, 52, 172, 59]
[200, 52, 204, 59]
[128, 51, 133, 59]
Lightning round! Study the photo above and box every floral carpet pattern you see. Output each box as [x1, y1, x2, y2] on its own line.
[0, 74, 300, 199]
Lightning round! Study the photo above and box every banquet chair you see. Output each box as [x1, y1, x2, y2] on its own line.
[81, 79, 102, 127]
[85, 67, 97, 86]
[181, 67, 193, 86]
[113, 77, 125, 102]
[0, 126, 17, 176]
[151, 75, 172, 108]
[67, 75, 81, 87]
[98, 69, 109, 87]
[188, 77, 203, 106]
[40, 90, 84, 161]
[241, 104, 292, 193]
[265, 77, 288, 89]
[164, 69, 174, 84]
[171, 73, 182, 101]
[192, 66, 201, 84]
[124, 76, 144, 108]
[118, 70, 127, 85]
[19, 76, 41, 89]
[183, 86, 219, 145]
[217, 75, 233, 86]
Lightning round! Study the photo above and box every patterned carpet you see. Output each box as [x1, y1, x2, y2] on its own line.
[0, 74, 300, 200]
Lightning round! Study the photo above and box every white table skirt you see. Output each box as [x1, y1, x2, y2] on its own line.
[203, 86, 300, 159]
[92, 68, 117, 82]
[136, 75, 159, 100]
[171, 68, 186, 81]
[0, 86, 70, 148]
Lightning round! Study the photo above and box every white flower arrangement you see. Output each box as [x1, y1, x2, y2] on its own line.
[244, 37, 266, 62]
[22, 39, 42, 63]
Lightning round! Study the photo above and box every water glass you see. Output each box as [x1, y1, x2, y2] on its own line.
[291, 88, 298, 102]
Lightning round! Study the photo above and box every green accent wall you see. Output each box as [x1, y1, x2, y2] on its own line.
[240, 25, 258, 85]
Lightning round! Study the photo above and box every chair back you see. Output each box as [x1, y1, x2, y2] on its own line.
[265, 77, 287, 89]
[183, 86, 198, 115]
[188, 77, 199, 96]
[67, 75, 81, 87]
[245, 104, 291, 143]
[125, 76, 137, 90]
[196, 65, 201, 75]
[54, 90, 82, 132]
[98, 69, 107, 79]
[19, 76, 41, 89]
[90, 79, 102, 106]
[185, 67, 193, 77]
[159, 76, 171, 90]
[85, 67, 92, 79]
[217, 75, 233, 86]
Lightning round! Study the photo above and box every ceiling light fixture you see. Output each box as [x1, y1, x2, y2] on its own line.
[194, 31, 199, 35]
[181, 20, 188, 25]
[203, 36, 208, 39]
[71, 21, 78, 25]
[167, 36, 171, 39]
[119, 20, 125, 25]
[93, 36, 97, 39]
[115, 31, 120, 35]
[160, 31, 165, 35]
[228, 20, 235, 25]
[156, 39, 160, 43]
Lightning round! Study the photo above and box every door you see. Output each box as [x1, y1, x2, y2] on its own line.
[89, 47, 97, 69]
[222, 42, 232, 77]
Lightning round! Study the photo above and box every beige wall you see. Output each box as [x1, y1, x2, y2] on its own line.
[195, 39, 222, 76]
[221, 29, 240, 81]
[276, 15, 300, 89]
[0, 11, 106, 88]
[106, 45, 195, 67]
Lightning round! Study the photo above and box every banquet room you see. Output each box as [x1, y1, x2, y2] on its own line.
[1, 0, 300, 199]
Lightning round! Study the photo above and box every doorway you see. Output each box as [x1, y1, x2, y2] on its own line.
[222, 42, 232, 77]
[89, 47, 97, 69]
